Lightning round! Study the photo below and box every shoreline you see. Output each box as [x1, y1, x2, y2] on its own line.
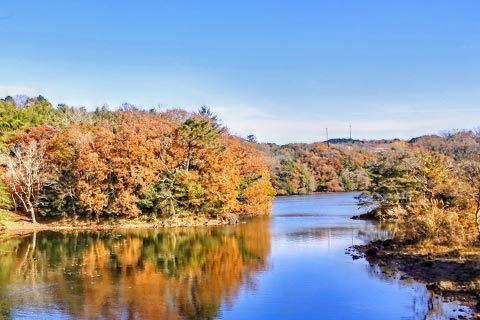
[349, 208, 480, 317]
[0, 213, 245, 238]
[348, 239, 480, 318]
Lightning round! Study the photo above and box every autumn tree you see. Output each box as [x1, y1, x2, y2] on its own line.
[363, 150, 419, 206]
[459, 160, 480, 234]
[227, 136, 275, 215]
[1, 140, 48, 223]
[0, 172, 12, 211]
[42, 124, 84, 217]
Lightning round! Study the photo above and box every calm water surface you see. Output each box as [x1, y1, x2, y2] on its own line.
[0, 193, 471, 319]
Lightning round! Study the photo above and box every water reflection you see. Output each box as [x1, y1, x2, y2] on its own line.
[0, 220, 270, 319]
[286, 225, 392, 243]
[363, 261, 472, 320]
[0, 194, 475, 319]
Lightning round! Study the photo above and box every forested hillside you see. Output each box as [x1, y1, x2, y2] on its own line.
[261, 140, 392, 194]
[0, 96, 274, 224]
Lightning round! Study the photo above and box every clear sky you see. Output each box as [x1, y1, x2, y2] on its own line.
[0, 1, 479, 143]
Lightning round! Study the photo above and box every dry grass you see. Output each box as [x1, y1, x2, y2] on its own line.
[0, 209, 21, 225]
[389, 202, 478, 247]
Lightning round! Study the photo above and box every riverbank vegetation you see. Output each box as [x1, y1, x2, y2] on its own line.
[0, 96, 274, 226]
[360, 131, 480, 247]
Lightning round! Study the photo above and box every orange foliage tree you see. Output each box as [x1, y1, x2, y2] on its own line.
[2, 106, 274, 221]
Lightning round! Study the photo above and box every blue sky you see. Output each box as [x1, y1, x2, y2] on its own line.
[0, 1, 479, 143]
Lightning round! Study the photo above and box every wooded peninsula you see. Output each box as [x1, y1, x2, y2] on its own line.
[0, 96, 275, 228]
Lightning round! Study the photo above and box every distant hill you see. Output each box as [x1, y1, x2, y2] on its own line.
[325, 138, 361, 144]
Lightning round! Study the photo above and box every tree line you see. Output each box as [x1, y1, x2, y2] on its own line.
[261, 141, 378, 195]
[0, 96, 274, 223]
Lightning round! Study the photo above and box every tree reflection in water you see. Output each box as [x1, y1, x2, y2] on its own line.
[0, 219, 270, 319]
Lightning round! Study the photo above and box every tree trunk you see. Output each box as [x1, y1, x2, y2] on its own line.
[29, 206, 37, 224]
[476, 197, 480, 234]
[170, 199, 176, 216]
[32, 231, 37, 251]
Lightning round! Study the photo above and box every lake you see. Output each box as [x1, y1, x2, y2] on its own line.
[0, 193, 471, 319]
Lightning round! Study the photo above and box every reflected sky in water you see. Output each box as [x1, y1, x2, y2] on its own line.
[219, 193, 470, 320]
[0, 193, 472, 319]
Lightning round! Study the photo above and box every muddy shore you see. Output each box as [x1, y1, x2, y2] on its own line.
[348, 239, 480, 318]
[0, 213, 243, 239]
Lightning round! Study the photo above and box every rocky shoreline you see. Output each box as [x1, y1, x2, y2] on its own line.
[348, 239, 480, 318]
